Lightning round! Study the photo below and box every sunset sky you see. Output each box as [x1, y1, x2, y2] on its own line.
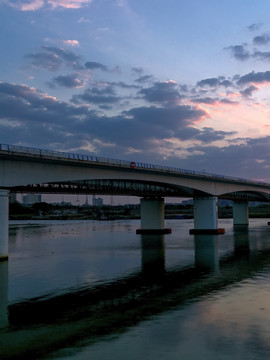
[2, 0, 270, 182]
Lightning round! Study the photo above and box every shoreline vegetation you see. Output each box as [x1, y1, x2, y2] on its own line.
[9, 202, 270, 221]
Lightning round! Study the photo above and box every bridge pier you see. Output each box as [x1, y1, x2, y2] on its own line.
[190, 196, 225, 235]
[136, 197, 171, 234]
[0, 190, 9, 261]
[233, 201, 249, 227]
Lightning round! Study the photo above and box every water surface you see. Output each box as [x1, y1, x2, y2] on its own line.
[1, 218, 270, 359]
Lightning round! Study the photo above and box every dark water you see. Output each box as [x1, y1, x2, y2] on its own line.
[1, 218, 270, 359]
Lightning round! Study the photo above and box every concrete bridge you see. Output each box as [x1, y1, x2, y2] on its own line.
[1, 143, 270, 259]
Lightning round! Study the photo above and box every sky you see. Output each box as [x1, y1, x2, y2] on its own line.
[2, 0, 270, 184]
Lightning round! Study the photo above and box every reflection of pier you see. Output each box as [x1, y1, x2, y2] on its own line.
[194, 234, 219, 272]
[2, 231, 270, 359]
[0, 261, 8, 328]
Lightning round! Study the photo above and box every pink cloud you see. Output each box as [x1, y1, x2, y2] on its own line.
[7, 0, 92, 11]
[10, 0, 44, 11]
[63, 40, 80, 47]
[48, 0, 92, 9]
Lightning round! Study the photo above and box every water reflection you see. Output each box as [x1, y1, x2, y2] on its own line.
[3, 220, 270, 359]
[194, 235, 219, 272]
[234, 228, 250, 256]
[234, 224, 249, 232]
[0, 261, 8, 328]
[141, 234, 165, 279]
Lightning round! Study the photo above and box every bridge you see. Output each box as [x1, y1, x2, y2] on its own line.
[1, 143, 270, 259]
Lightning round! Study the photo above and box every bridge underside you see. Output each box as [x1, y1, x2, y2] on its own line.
[219, 191, 270, 202]
[9, 179, 207, 198]
[8, 179, 270, 202]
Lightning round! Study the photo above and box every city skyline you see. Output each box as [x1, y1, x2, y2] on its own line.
[2, 1, 270, 181]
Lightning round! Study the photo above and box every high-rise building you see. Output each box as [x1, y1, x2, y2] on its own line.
[92, 196, 103, 207]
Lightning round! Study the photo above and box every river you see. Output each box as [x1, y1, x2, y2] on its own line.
[1, 218, 270, 359]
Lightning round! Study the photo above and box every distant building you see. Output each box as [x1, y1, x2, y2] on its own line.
[92, 196, 103, 207]
[23, 194, 42, 205]
[218, 199, 233, 207]
[82, 196, 89, 207]
[181, 199, 193, 206]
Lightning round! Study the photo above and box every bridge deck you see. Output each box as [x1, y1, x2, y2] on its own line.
[0, 143, 269, 187]
[1, 143, 270, 200]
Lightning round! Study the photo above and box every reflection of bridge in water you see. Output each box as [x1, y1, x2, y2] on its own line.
[1, 230, 269, 359]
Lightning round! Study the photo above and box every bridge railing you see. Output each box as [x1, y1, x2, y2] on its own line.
[0, 143, 269, 187]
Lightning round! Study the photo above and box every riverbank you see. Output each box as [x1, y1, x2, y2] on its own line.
[9, 203, 270, 221]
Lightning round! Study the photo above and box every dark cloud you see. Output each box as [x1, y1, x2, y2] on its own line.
[0, 81, 210, 156]
[196, 77, 233, 89]
[179, 84, 189, 92]
[168, 136, 270, 180]
[85, 61, 108, 71]
[240, 85, 259, 97]
[109, 81, 141, 89]
[192, 97, 238, 106]
[220, 79, 233, 87]
[253, 33, 270, 45]
[155, 126, 235, 143]
[225, 39, 270, 64]
[1, 81, 269, 181]
[25, 46, 82, 71]
[192, 127, 236, 142]
[225, 45, 250, 61]
[192, 97, 218, 105]
[248, 23, 263, 32]
[219, 98, 239, 105]
[70, 104, 210, 155]
[237, 70, 270, 85]
[197, 78, 220, 88]
[138, 81, 183, 104]
[51, 73, 84, 88]
[71, 86, 121, 105]
[125, 105, 208, 131]
[132, 67, 144, 75]
[135, 75, 155, 83]
[0, 81, 90, 148]
[0, 82, 38, 100]
[253, 50, 270, 61]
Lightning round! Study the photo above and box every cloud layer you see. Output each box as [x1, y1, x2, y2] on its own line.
[2, 8, 270, 181]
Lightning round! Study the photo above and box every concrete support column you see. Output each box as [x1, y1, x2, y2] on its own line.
[136, 198, 171, 234]
[0, 190, 9, 261]
[190, 196, 225, 235]
[233, 201, 249, 227]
